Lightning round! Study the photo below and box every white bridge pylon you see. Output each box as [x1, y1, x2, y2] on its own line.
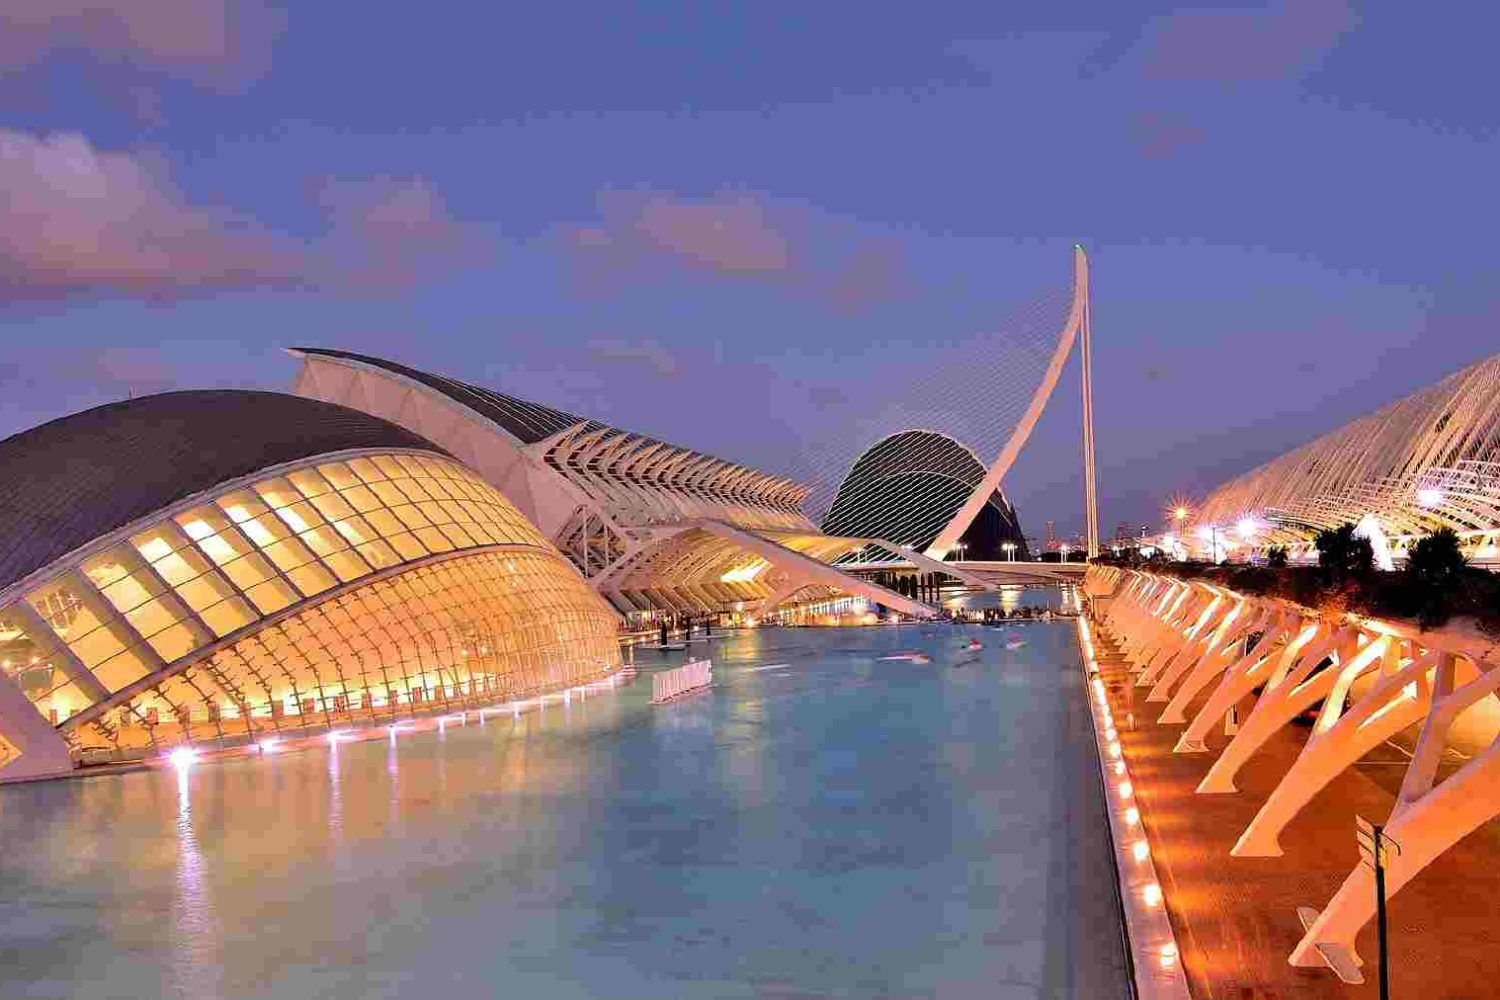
[925, 245, 1099, 561]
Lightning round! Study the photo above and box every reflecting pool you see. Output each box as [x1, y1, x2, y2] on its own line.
[0, 623, 1128, 999]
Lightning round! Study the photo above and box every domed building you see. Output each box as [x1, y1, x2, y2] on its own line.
[0, 391, 620, 781]
[821, 430, 1028, 560]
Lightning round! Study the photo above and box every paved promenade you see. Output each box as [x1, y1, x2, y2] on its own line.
[1091, 622, 1500, 999]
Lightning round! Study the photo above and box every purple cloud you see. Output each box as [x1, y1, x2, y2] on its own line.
[0, 129, 305, 301]
[562, 188, 906, 309]
[1140, 0, 1356, 81]
[0, 0, 283, 86]
[0, 130, 491, 303]
[314, 176, 496, 290]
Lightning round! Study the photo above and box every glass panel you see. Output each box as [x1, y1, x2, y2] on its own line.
[346, 456, 385, 483]
[124, 597, 183, 639]
[275, 500, 325, 535]
[321, 549, 370, 583]
[92, 560, 163, 616]
[299, 525, 348, 559]
[288, 468, 333, 500]
[146, 622, 197, 663]
[414, 527, 454, 553]
[362, 507, 405, 539]
[342, 484, 383, 514]
[387, 533, 428, 561]
[245, 578, 298, 615]
[317, 461, 360, 490]
[254, 477, 301, 510]
[260, 537, 317, 574]
[199, 598, 256, 638]
[80, 549, 132, 590]
[217, 552, 275, 592]
[174, 572, 238, 613]
[356, 540, 401, 570]
[332, 515, 376, 546]
[0, 610, 77, 713]
[147, 540, 214, 588]
[391, 504, 431, 530]
[94, 646, 152, 692]
[309, 491, 355, 522]
[286, 563, 336, 598]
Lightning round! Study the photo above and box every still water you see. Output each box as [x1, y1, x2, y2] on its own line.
[1, 623, 1128, 1000]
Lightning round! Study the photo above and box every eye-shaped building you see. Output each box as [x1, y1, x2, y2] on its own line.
[0, 390, 620, 781]
[820, 429, 1028, 561]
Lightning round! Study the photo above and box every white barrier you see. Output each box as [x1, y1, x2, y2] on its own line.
[651, 659, 713, 704]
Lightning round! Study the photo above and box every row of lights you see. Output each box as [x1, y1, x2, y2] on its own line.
[165, 672, 627, 773]
[1078, 617, 1180, 975]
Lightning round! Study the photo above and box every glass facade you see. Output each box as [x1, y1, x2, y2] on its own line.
[0, 450, 621, 761]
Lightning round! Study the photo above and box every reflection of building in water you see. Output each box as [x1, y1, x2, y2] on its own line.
[0, 390, 620, 781]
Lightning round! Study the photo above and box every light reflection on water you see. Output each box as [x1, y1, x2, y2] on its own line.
[0, 624, 1126, 1000]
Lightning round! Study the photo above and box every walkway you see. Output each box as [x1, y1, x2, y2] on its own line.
[1090, 622, 1500, 999]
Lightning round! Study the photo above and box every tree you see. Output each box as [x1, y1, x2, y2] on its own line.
[1266, 546, 1289, 568]
[1315, 523, 1373, 584]
[1404, 528, 1467, 627]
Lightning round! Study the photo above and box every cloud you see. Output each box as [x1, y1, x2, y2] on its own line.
[314, 176, 495, 290]
[1140, 0, 1356, 81]
[0, 130, 492, 304]
[0, 129, 305, 301]
[1129, 111, 1206, 158]
[561, 189, 906, 309]
[585, 337, 683, 379]
[0, 0, 283, 85]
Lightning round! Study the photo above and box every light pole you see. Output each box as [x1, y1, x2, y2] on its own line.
[1001, 542, 1016, 562]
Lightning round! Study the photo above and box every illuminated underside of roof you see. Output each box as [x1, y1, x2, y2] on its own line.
[1193, 352, 1500, 550]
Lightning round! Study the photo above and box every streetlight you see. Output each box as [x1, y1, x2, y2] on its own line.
[1001, 541, 1016, 562]
[954, 542, 967, 562]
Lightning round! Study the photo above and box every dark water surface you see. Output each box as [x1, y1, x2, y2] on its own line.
[0, 623, 1128, 999]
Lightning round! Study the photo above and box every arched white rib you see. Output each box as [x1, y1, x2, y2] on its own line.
[926, 245, 1090, 559]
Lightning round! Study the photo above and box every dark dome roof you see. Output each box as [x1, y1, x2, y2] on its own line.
[0, 390, 448, 595]
[821, 429, 1024, 555]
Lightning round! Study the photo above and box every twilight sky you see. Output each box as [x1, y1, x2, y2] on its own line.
[1, 2, 1496, 538]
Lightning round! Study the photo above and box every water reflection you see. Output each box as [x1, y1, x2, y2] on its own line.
[1, 625, 1125, 999]
[172, 761, 222, 1000]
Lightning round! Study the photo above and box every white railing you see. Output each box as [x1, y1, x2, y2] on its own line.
[651, 659, 713, 704]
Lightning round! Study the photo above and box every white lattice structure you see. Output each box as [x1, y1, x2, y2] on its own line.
[290, 349, 937, 620]
[1187, 353, 1500, 565]
[1087, 565, 1500, 983]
